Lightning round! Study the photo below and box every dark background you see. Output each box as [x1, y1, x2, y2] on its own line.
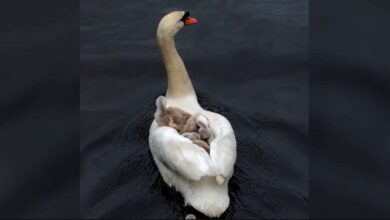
[0, 1, 79, 218]
[310, 1, 390, 218]
[0, 0, 389, 219]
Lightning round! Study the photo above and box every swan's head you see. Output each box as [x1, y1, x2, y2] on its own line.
[157, 11, 197, 39]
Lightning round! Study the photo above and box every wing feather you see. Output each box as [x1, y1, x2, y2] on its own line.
[150, 122, 216, 181]
[208, 115, 237, 179]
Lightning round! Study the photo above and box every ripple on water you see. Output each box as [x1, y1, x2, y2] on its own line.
[80, 92, 308, 219]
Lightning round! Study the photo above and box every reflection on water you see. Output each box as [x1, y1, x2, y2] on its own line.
[80, 92, 308, 219]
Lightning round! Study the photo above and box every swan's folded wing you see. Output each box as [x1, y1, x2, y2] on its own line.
[209, 116, 237, 179]
[150, 123, 216, 181]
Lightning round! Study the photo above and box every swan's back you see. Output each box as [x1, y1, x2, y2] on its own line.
[149, 96, 236, 217]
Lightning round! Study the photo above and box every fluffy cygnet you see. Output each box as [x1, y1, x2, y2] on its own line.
[154, 96, 213, 153]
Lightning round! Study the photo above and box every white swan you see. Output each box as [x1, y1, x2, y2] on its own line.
[148, 11, 237, 218]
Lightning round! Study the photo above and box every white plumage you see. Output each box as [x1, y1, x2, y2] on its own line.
[148, 11, 237, 217]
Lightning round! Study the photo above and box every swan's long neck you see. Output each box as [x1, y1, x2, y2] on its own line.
[157, 35, 196, 99]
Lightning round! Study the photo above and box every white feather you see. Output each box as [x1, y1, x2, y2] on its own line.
[149, 96, 237, 217]
[150, 11, 237, 217]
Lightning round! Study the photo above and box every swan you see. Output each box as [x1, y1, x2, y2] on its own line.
[148, 11, 237, 218]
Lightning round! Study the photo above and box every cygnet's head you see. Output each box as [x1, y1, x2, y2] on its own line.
[157, 11, 197, 39]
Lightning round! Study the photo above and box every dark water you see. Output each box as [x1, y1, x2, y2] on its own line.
[81, 0, 308, 218]
[81, 0, 308, 136]
[80, 92, 308, 219]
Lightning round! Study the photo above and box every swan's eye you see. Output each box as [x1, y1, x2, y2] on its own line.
[180, 11, 190, 22]
[180, 12, 197, 26]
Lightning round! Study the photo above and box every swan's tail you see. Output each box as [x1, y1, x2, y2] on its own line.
[185, 177, 230, 218]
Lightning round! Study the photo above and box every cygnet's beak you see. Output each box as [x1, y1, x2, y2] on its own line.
[184, 17, 197, 26]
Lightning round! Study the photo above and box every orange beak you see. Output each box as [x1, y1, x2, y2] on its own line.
[184, 17, 198, 26]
